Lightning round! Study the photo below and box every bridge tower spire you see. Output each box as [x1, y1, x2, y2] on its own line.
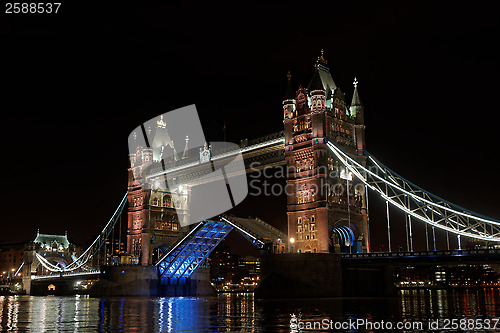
[350, 77, 366, 155]
[285, 51, 370, 254]
[283, 70, 296, 149]
[127, 114, 188, 266]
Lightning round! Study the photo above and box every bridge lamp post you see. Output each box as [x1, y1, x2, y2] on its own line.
[289, 238, 295, 253]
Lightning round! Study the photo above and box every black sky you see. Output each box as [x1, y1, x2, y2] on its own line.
[1, 2, 499, 252]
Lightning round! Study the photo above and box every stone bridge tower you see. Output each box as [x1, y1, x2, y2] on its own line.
[22, 231, 75, 293]
[284, 51, 370, 253]
[127, 117, 190, 265]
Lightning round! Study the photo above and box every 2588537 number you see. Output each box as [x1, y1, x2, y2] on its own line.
[5, 3, 61, 14]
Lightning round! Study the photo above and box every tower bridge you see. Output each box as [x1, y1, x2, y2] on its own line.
[18, 50, 500, 296]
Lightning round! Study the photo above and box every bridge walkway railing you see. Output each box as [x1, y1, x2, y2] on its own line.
[220, 215, 287, 249]
[31, 269, 101, 280]
[342, 248, 500, 259]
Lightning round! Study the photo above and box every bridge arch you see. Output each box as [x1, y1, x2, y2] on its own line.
[151, 243, 171, 264]
[331, 221, 360, 253]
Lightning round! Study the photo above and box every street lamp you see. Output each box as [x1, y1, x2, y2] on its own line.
[289, 237, 295, 253]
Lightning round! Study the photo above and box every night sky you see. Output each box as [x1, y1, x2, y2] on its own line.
[1, 2, 499, 253]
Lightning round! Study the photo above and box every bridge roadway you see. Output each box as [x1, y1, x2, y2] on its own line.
[32, 247, 500, 284]
[28, 269, 101, 296]
[342, 248, 500, 265]
[28, 249, 500, 297]
[32, 248, 500, 279]
[30, 269, 101, 280]
[31, 248, 499, 280]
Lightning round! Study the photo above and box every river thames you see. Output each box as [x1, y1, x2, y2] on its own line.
[1, 289, 500, 332]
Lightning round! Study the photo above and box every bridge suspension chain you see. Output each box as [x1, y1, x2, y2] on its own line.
[327, 141, 500, 242]
[38, 192, 128, 273]
[64, 192, 128, 271]
[35, 252, 64, 272]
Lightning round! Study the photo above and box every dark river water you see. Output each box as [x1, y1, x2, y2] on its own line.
[1, 289, 500, 332]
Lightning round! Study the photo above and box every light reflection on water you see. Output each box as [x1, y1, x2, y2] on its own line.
[1, 289, 500, 332]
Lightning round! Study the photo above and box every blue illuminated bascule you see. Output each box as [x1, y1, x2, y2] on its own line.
[155, 216, 286, 288]
[157, 221, 233, 284]
[14, 50, 500, 297]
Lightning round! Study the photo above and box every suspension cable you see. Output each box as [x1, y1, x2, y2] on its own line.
[326, 141, 500, 242]
[64, 192, 127, 271]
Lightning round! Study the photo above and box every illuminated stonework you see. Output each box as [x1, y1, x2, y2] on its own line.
[157, 115, 166, 128]
[127, 115, 190, 265]
[284, 51, 370, 253]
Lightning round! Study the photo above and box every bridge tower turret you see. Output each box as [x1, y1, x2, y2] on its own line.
[285, 50, 370, 254]
[350, 78, 366, 156]
[283, 70, 295, 148]
[127, 116, 186, 266]
[127, 132, 151, 265]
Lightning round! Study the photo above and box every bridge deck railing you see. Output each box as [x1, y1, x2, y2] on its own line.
[31, 269, 101, 280]
[342, 248, 500, 259]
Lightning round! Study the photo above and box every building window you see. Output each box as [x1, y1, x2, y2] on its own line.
[298, 217, 302, 224]
[162, 195, 172, 207]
